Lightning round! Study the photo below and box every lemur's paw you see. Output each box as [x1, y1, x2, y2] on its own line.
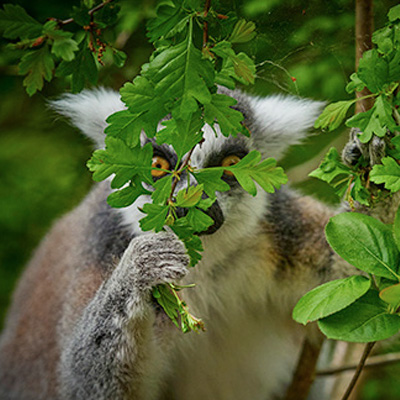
[342, 128, 386, 167]
[130, 232, 189, 290]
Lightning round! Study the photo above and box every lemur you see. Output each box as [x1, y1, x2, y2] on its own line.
[0, 88, 393, 400]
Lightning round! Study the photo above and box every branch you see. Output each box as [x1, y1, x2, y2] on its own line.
[283, 334, 324, 400]
[203, 0, 211, 47]
[355, 0, 374, 113]
[56, 0, 115, 26]
[340, 342, 375, 400]
[317, 350, 400, 376]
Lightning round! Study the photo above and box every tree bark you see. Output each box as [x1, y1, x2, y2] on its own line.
[355, 0, 374, 113]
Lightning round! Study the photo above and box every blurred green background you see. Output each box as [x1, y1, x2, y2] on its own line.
[0, 0, 399, 398]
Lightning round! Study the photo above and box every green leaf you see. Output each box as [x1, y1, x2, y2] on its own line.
[156, 113, 203, 161]
[152, 284, 179, 323]
[43, 21, 78, 62]
[146, 18, 214, 118]
[212, 41, 256, 86]
[345, 73, 365, 94]
[113, 49, 127, 68]
[309, 148, 352, 199]
[175, 185, 203, 208]
[139, 203, 169, 232]
[56, 37, 98, 93]
[107, 178, 151, 208]
[370, 157, 400, 192]
[380, 283, 400, 308]
[388, 4, 400, 22]
[0, 4, 42, 40]
[120, 77, 167, 137]
[314, 100, 355, 131]
[193, 169, 230, 199]
[203, 93, 245, 137]
[19, 45, 54, 96]
[105, 110, 143, 148]
[151, 175, 173, 205]
[325, 212, 400, 280]
[394, 205, 400, 252]
[318, 290, 400, 342]
[351, 175, 370, 206]
[170, 218, 204, 266]
[387, 136, 400, 160]
[346, 97, 395, 143]
[223, 151, 287, 196]
[228, 19, 256, 43]
[372, 26, 394, 55]
[357, 49, 389, 93]
[186, 207, 214, 232]
[87, 138, 153, 189]
[147, 1, 189, 42]
[293, 275, 371, 325]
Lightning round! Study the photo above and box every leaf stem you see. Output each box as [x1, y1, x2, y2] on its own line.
[340, 341, 376, 400]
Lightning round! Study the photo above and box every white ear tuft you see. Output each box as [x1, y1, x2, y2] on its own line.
[248, 95, 325, 159]
[49, 88, 124, 148]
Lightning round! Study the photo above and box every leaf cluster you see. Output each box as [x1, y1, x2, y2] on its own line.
[311, 5, 400, 205]
[0, 1, 126, 95]
[87, 1, 288, 332]
[293, 208, 400, 343]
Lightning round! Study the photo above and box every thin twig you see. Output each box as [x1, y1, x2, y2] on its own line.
[57, 0, 115, 26]
[317, 351, 400, 376]
[167, 144, 200, 204]
[339, 342, 375, 400]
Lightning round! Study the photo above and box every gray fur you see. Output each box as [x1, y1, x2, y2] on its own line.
[0, 88, 393, 400]
[59, 232, 188, 400]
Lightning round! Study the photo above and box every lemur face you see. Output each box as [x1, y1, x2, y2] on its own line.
[51, 88, 324, 239]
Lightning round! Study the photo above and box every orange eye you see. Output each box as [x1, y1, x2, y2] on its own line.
[222, 155, 241, 176]
[151, 156, 170, 178]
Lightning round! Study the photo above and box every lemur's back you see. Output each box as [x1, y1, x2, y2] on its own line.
[0, 181, 337, 400]
[1, 88, 341, 400]
[0, 183, 132, 399]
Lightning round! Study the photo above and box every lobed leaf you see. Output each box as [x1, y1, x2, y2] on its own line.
[139, 203, 169, 232]
[0, 4, 42, 40]
[19, 45, 54, 96]
[314, 100, 355, 131]
[107, 178, 151, 208]
[204, 93, 245, 137]
[228, 19, 256, 43]
[370, 156, 400, 192]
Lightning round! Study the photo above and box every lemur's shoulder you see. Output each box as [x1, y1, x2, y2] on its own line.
[263, 187, 336, 278]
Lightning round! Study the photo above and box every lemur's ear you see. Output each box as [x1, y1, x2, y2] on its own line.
[50, 88, 124, 148]
[244, 94, 325, 160]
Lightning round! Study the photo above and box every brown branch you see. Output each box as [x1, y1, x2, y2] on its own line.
[203, 0, 211, 48]
[57, 0, 115, 26]
[355, 0, 374, 114]
[167, 143, 201, 204]
[283, 334, 324, 400]
[317, 351, 400, 376]
[340, 342, 375, 400]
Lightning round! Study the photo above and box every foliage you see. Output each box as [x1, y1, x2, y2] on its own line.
[87, 0, 288, 332]
[0, 1, 125, 95]
[294, 5, 400, 346]
[0, 0, 290, 332]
